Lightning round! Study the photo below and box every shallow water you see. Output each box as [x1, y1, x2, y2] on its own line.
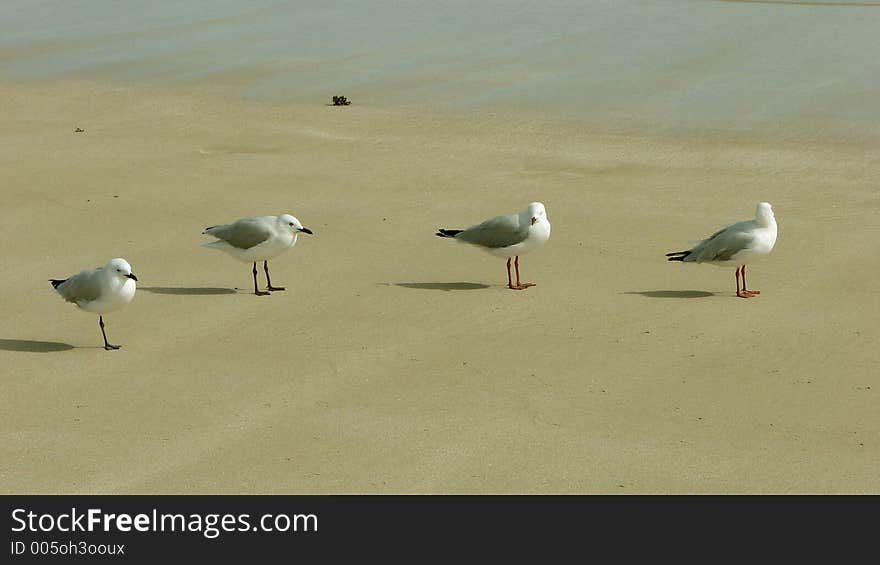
[1, 0, 878, 140]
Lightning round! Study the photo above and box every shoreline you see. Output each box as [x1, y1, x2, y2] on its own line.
[5, 74, 879, 148]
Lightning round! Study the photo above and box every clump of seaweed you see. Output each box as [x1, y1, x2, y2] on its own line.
[331, 95, 351, 106]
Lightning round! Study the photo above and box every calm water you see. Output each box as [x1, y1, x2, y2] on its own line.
[1, 0, 878, 139]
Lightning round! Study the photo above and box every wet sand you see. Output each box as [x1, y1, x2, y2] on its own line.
[3, 0, 880, 498]
[1, 78, 877, 493]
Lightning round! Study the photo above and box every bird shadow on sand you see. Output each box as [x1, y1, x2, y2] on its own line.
[387, 282, 491, 291]
[140, 286, 238, 296]
[0, 339, 75, 352]
[623, 290, 715, 299]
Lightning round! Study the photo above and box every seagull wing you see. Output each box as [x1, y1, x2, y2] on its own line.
[53, 268, 104, 304]
[456, 213, 529, 249]
[204, 217, 274, 250]
[687, 220, 758, 263]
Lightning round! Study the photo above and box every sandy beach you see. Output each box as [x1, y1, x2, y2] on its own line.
[1, 1, 878, 494]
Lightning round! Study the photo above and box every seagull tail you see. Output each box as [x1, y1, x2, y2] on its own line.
[436, 229, 463, 238]
[49, 278, 67, 289]
[665, 251, 692, 262]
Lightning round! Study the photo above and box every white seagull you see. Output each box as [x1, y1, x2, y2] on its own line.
[436, 202, 551, 290]
[666, 202, 778, 298]
[50, 258, 138, 350]
[202, 213, 313, 296]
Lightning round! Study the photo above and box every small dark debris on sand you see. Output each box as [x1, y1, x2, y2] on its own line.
[331, 95, 351, 106]
[74, 127, 85, 133]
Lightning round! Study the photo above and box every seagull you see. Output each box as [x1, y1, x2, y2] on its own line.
[202, 214, 313, 296]
[436, 202, 551, 290]
[49, 258, 138, 350]
[666, 202, 778, 298]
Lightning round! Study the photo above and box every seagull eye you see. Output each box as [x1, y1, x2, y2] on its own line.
[289, 222, 294, 226]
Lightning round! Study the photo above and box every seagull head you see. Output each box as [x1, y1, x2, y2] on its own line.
[107, 258, 138, 282]
[279, 213, 313, 235]
[755, 202, 775, 226]
[524, 202, 548, 226]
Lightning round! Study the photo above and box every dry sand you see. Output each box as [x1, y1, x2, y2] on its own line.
[0, 79, 878, 494]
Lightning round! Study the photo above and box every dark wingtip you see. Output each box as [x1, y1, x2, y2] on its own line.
[436, 229, 463, 238]
[665, 251, 691, 262]
[49, 279, 66, 289]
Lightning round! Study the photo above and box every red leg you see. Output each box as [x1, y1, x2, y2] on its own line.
[509, 256, 535, 290]
[736, 266, 753, 298]
[742, 264, 759, 295]
[506, 257, 514, 289]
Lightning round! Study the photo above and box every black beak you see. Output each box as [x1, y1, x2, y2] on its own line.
[531, 217, 537, 225]
[299, 228, 313, 235]
[127, 273, 138, 281]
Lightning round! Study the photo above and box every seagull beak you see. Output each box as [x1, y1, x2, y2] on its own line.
[299, 228, 313, 235]
[531, 217, 537, 226]
[126, 273, 138, 281]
